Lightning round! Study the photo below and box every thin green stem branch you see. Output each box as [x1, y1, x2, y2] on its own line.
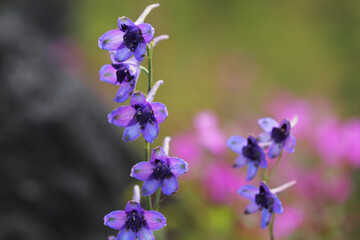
[269, 212, 276, 240]
[145, 141, 152, 210]
[154, 188, 161, 211]
[140, 65, 149, 75]
[267, 151, 282, 182]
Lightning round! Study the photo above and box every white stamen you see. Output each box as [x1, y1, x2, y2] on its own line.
[163, 136, 172, 155]
[290, 115, 298, 128]
[146, 80, 164, 103]
[135, 3, 160, 25]
[132, 185, 140, 203]
[258, 141, 272, 148]
[270, 180, 297, 194]
[153, 35, 169, 46]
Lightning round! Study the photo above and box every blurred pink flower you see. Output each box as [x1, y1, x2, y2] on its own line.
[194, 111, 226, 155]
[342, 119, 360, 166]
[326, 174, 352, 203]
[274, 206, 304, 238]
[203, 162, 246, 204]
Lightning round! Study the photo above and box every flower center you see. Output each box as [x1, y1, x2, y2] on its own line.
[271, 120, 290, 144]
[125, 210, 146, 232]
[133, 104, 156, 129]
[255, 186, 274, 212]
[121, 24, 143, 52]
[112, 64, 134, 84]
[152, 159, 172, 180]
[242, 136, 262, 166]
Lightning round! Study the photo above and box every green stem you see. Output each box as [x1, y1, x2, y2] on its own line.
[269, 212, 275, 240]
[267, 151, 282, 182]
[144, 42, 154, 211]
[154, 188, 161, 211]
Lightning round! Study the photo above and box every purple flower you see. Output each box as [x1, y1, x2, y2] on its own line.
[108, 91, 168, 143]
[238, 182, 283, 229]
[131, 146, 188, 196]
[104, 200, 166, 240]
[99, 55, 140, 103]
[227, 135, 267, 181]
[98, 17, 154, 62]
[258, 117, 296, 159]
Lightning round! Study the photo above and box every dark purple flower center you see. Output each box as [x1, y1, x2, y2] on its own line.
[242, 136, 263, 167]
[125, 210, 146, 232]
[152, 159, 172, 180]
[121, 24, 143, 52]
[112, 64, 134, 85]
[255, 186, 274, 212]
[271, 120, 291, 144]
[133, 104, 156, 129]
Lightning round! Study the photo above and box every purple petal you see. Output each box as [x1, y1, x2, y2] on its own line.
[168, 157, 188, 177]
[134, 42, 147, 61]
[151, 147, 168, 161]
[136, 227, 154, 240]
[125, 200, 143, 213]
[131, 91, 147, 107]
[268, 143, 283, 159]
[138, 23, 155, 43]
[151, 102, 168, 124]
[131, 162, 155, 181]
[108, 106, 135, 127]
[142, 122, 159, 143]
[114, 81, 134, 103]
[233, 155, 247, 168]
[142, 177, 161, 196]
[117, 229, 136, 240]
[259, 156, 268, 168]
[114, 45, 133, 62]
[246, 161, 258, 181]
[98, 29, 124, 51]
[260, 182, 271, 193]
[161, 175, 179, 195]
[261, 209, 272, 229]
[123, 120, 142, 142]
[99, 64, 117, 85]
[144, 211, 166, 231]
[273, 196, 283, 214]
[284, 134, 296, 153]
[104, 210, 126, 230]
[227, 136, 247, 154]
[258, 117, 279, 132]
[244, 202, 259, 214]
[118, 17, 136, 29]
[238, 185, 259, 201]
[257, 132, 271, 142]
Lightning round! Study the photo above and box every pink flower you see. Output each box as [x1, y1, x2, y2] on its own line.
[274, 206, 304, 238]
[342, 119, 360, 166]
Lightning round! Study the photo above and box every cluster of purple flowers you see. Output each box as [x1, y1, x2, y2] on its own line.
[98, 4, 188, 239]
[227, 117, 297, 229]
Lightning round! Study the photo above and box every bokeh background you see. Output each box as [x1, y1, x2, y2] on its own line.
[1, 0, 360, 239]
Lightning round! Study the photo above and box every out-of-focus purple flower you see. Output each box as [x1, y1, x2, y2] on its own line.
[274, 206, 304, 238]
[98, 16, 154, 62]
[194, 111, 226, 154]
[342, 119, 360, 166]
[104, 200, 166, 240]
[131, 146, 188, 196]
[108, 91, 168, 143]
[227, 135, 267, 180]
[203, 162, 246, 204]
[108, 236, 116, 240]
[99, 55, 140, 102]
[238, 182, 283, 229]
[258, 117, 296, 159]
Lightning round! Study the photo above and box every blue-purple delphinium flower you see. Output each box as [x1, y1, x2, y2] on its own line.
[104, 200, 166, 240]
[98, 17, 154, 62]
[100, 54, 140, 103]
[227, 135, 267, 181]
[108, 91, 168, 143]
[258, 117, 296, 159]
[131, 146, 188, 196]
[238, 182, 283, 229]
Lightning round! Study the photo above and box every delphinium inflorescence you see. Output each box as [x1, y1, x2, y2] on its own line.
[98, 4, 188, 239]
[228, 117, 298, 239]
